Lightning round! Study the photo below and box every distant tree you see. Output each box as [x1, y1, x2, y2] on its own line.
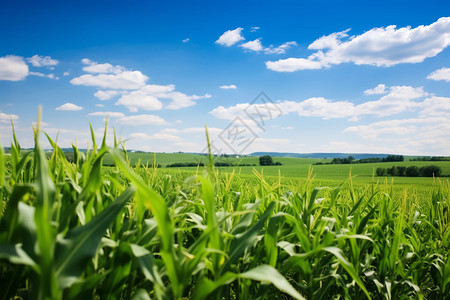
[396, 166, 406, 177]
[259, 155, 274, 166]
[387, 166, 398, 176]
[405, 166, 420, 177]
[420, 165, 442, 177]
[376, 167, 386, 176]
[348, 156, 354, 161]
[383, 155, 404, 162]
[274, 161, 282, 166]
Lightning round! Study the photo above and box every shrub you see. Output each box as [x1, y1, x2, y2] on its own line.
[396, 166, 406, 176]
[420, 165, 442, 177]
[405, 166, 420, 177]
[259, 155, 274, 166]
[387, 166, 398, 176]
[376, 167, 386, 176]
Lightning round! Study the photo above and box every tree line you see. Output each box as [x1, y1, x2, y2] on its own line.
[314, 155, 404, 165]
[376, 165, 442, 177]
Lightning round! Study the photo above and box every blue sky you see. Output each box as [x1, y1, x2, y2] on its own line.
[1, 0, 450, 155]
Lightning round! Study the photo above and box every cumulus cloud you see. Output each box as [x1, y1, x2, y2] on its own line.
[427, 67, 450, 82]
[182, 38, 190, 43]
[0, 112, 19, 121]
[27, 55, 59, 67]
[130, 132, 181, 142]
[88, 111, 125, 118]
[115, 84, 210, 111]
[250, 26, 260, 32]
[220, 84, 237, 89]
[116, 88, 164, 112]
[364, 84, 387, 95]
[117, 114, 168, 126]
[94, 90, 121, 100]
[72, 59, 209, 111]
[55, 103, 83, 111]
[266, 58, 322, 72]
[71, 58, 148, 89]
[419, 96, 450, 116]
[240, 39, 263, 52]
[0, 55, 29, 81]
[71, 71, 148, 89]
[343, 116, 450, 151]
[211, 85, 427, 121]
[81, 58, 126, 74]
[216, 27, 245, 47]
[267, 17, 450, 72]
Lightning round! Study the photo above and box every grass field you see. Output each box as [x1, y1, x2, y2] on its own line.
[1, 122, 449, 299]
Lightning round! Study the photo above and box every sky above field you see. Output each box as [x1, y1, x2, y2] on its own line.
[1, 0, 450, 155]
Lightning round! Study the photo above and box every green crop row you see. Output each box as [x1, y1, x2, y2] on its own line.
[0, 114, 449, 299]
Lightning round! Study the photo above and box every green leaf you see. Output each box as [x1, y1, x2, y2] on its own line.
[130, 243, 164, 287]
[55, 187, 135, 289]
[191, 272, 237, 300]
[323, 247, 371, 299]
[0, 243, 39, 271]
[221, 201, 275, 274]
[239, 265, 305, 300]
[132, 289, 152, 300]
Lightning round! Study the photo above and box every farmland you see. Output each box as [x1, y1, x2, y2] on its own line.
[1, 124, 450, 299]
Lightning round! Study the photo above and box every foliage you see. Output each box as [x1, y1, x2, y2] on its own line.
[259, 155, 274, 166]
[376, 165, 443, 178]
[0, 117, 449, 299]
[406, 166, 421, 177]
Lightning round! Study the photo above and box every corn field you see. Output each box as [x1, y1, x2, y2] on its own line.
[0, 117, 449, 299]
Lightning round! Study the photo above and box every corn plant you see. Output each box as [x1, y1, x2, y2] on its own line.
[0, 112, 449, 299]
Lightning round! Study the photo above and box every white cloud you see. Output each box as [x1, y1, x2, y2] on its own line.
[267, 17, 450, 72]
[364, 84, 387, 95]
[115, 84, 210, 111]
[266, 57, 323, 72]
[281, 97, 355, 119]
[116, 91, 163, 112]
[182, 38, 190, 43]
[130, 132, 181, 142]
[117, 114, 168, 126]
[216, 27, 245, 47]
[94, 90, 121, 100]
[427, 67, 450, 82]
[0, 112, 19, 121]
[96, 104, 104, 107]
[240, 39, 263, 52]
[71, 71, 148, 89]
[71, 58, 148, 89]
[63, 72, 70, 76]
[27, 55, 59, 67]
[88, 111, 125, 118]
[308, 29, 351, 50]
[250, 26, 260, 32]
[220, 84, 237, 89]
[0, 55, 29, 81]
[211, 85, 427, 121]
[342, 116, 450, 155]
[29, 71, 58, 80]
[420, 96, 450, 116]
[73, 59, 209, 111]
[55, 103, 83, 111]
[264, 41, 298, 54]
[81, 58, 125, 74]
